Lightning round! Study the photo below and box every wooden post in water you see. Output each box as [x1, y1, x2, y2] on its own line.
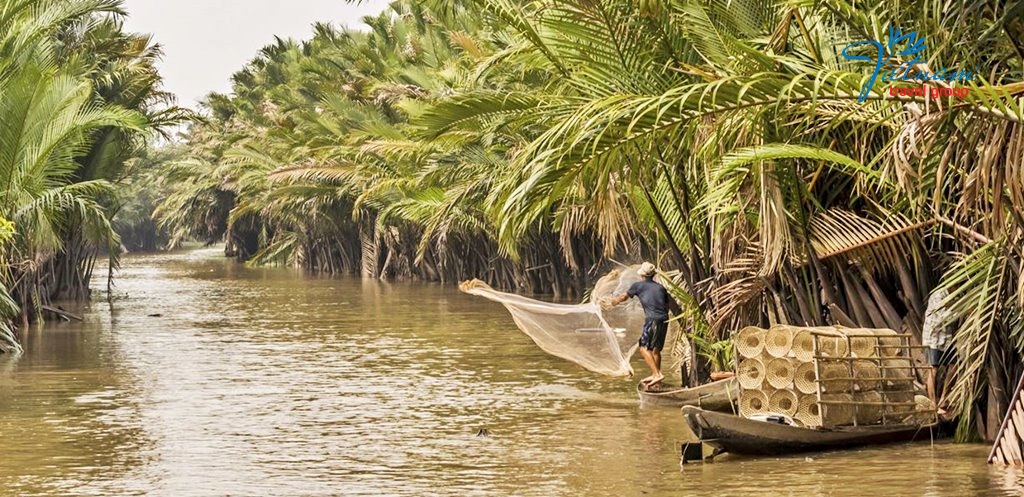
[988, 371, 1024, 466]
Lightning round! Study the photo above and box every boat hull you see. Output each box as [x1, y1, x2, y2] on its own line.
[682, 406, 935, 456]
[637, 378, 738, 411]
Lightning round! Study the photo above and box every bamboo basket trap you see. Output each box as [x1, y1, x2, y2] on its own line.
[765, 357, 796, 389]
[735, 326, 765, 359]
[764, 326, 794, 358]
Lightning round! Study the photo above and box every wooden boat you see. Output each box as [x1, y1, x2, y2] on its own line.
[682, 406, 936, 456]
[637, 377, 738, 411]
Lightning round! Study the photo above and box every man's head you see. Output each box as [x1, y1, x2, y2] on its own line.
[637, 262, 656, 278]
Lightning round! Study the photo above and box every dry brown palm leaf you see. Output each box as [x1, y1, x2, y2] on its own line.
[808, 209, 930, 274]
[708, 250, 766, 331]
[556, 204, 590, 270]
[710, 214, 756, 271]
[759, 162, 792, 277]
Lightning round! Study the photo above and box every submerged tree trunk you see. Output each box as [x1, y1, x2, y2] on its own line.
[359, 219, 379, 279]
[51, 227, 96, 301]
[986, 337, 1010, 442]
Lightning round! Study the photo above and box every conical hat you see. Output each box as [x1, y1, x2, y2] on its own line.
[815, 333, 850, 358]
[849, 329, 879, 358]
[881, 358, 914, 390]
[913, 395, 938, 424]
[874, 328, 903, 356]
[883, 391, 916, 420]
[820, 393, 855, 426]
[818, 361, 852, 393]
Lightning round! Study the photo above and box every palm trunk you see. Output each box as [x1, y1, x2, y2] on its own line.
[359, 218, 379, 279]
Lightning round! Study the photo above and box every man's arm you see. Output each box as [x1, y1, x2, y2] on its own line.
[600, 292, 630, 310]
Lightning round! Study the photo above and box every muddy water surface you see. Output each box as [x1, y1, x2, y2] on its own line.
[0, 248, 1021, 496]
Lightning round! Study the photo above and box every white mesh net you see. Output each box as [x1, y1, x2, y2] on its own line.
[460, 267, 685, 377]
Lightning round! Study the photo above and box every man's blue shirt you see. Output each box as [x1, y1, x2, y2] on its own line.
[627, 279, 669, 320]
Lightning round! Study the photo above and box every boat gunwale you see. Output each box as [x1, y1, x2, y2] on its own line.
[636, 378, 739, 411]
[682, 405, 937, 456]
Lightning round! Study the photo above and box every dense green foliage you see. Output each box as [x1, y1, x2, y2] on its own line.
[2, 0, 1020, 442]
[152, 8, 621, 295]
[0, 216, 16, 352]
[0, 0, 186, 350]
[154, 0, 1024, 441]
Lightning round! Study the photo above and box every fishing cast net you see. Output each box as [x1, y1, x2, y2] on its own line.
[458, 266, 686, 377]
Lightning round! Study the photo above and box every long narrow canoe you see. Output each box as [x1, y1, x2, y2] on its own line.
[637, 377, 738, 411]
[682, 406, 936, 456]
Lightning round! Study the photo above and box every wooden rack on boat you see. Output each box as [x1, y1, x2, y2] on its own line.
[807, 330, 930, 427]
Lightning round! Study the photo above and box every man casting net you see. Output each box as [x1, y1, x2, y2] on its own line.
[459, 265, 686, 378]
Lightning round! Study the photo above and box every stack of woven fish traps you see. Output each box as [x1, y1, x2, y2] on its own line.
[734, 325, 926, 428]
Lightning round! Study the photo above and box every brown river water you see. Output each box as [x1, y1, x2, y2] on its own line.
[1, 247, 1022, 496]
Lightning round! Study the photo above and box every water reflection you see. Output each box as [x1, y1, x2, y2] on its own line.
[0, 316, 153, 496]
[0, 247, 1020, 496]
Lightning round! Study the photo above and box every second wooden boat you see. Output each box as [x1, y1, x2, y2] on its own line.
[637, 377, 738, 411]
[682, 406, 936, 456]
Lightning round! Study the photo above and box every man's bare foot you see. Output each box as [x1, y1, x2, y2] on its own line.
[640, 375, 656, 385]
[642, 373, 664, 386]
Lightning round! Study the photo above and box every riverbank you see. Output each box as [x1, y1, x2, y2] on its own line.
[0, 248, 1019, 496]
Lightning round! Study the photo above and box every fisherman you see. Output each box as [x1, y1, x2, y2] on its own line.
[921, 286, 954, 414]
[600, 262, 681, 388]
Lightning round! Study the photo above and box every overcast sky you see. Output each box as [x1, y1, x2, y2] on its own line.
[121, 0, 391, 109]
